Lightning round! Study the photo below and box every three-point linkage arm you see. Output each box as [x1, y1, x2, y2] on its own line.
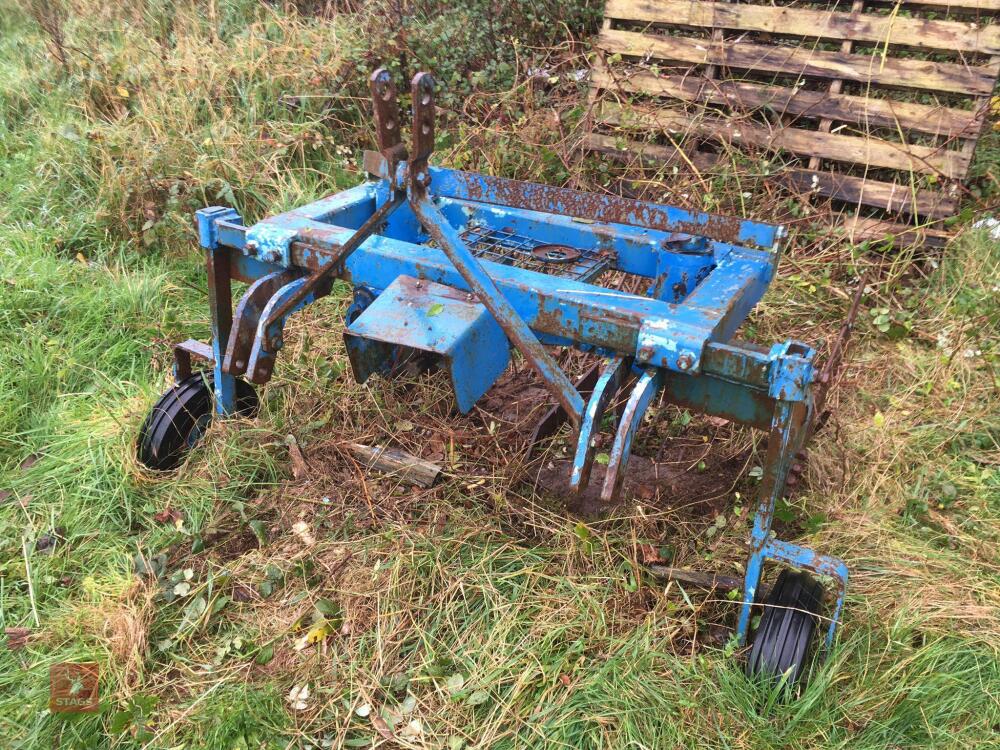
[403, 72, 586, 425]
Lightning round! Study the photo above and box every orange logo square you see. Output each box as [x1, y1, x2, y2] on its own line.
[50, 662, 99, 713]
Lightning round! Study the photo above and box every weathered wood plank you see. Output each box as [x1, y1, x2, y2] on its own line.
[598, 101, 971, 176]
[582, 133, 959, 219]
[581, 132, 720, 170]
[346, 442, 442, 487]
[840, 215, 952, 247]
[810, 0, 866, 171]
[599, 27, 998, 95]
[604, 0, 1000, 54]
[591, 65, 981, 137]
[832, 0, 1000, 12]
[780, 168, 959, 217]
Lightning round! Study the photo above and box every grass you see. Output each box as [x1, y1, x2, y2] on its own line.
[1, 1, 998, 748]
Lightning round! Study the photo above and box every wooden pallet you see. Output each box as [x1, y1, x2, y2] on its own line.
[586, 0, 1000, 246]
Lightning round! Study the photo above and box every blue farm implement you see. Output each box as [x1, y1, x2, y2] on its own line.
[138, 70, 860, 687]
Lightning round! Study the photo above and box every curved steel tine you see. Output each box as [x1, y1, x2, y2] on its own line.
[224, 270, 298, 377]
[570, 355, 630, 493]
[245, 277, 318, 384]
[601, 368, 664, 503]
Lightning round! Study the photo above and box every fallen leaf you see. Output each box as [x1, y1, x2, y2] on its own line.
[19, 454, 39, 471]
[427, 303, 444, 317]
[153, 506, 181, 524]
[634, 484, 656, 501]
[559, 674, 572, 687]
[305, 623, 330, 645]
[466, 689, 489, 706]
[400, 719, 423, 738]
[285, 435, 310, 480]
[286, 684, 310, 711]
[400, 694, 417, 714]
[115, 86, 130, 98]
[4, 628, 31, 651]
[355, 703, 372, 718]
[291, 521, 316, 547]
[371, 715, 394, 740]
[446, 673, 465, 694]
[640, 544, 664, 564]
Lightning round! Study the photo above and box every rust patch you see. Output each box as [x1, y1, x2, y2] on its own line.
[448, 171, 750, 246]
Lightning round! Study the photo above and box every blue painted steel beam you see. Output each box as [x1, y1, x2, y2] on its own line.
[423, 166, 782, 249]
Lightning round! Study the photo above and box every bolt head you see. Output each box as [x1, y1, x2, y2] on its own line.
[676, 352, 695, 371]
[637, 346, 653, 363]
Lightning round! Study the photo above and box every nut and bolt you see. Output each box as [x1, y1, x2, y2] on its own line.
[676, 352, 695, 371]
[243, 240, 258, 256]
[637, 345, 654, 363]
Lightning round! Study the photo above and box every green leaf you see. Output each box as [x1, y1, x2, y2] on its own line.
[109, 711, 131, 734]
[255, 644, 275, 665]
[594, 453, 610, 466]
[314, 598, 343, 621]
[446, 672, 465, 694]
[248, 520, 267, 546]
[427, 303, 444, 317]
[466, 690, 489, 706]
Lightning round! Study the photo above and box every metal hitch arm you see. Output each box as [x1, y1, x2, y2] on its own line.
[405, 72, 585, 426]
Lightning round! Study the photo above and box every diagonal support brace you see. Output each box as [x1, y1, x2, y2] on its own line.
[411, 197, 584, 425]
[405, 71, 583, 426]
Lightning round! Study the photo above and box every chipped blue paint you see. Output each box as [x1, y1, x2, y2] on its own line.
[768, 340, 816, 402]
[345, 275, 511, 412]
[244, 222, 299, 267]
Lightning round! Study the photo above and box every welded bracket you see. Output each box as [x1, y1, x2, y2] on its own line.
[767, 340, 815, 402]
[636, 318, 710, 374]
[244, 223, 298, 267]
[196, 206, 242, 249]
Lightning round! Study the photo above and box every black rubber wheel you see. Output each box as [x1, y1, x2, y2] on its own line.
[746, 569, 824, 687]
[137, 373, 258, 471]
